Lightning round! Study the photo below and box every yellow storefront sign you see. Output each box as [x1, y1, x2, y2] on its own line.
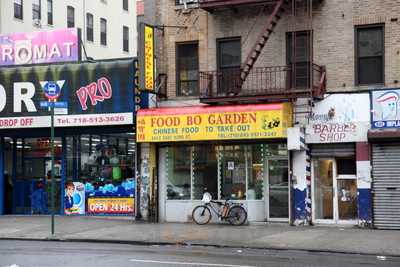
[144, 25, 154, 91]
[137, 103, 292, 142]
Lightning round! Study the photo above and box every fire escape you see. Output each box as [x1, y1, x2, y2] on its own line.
[199, 0, 326, 122]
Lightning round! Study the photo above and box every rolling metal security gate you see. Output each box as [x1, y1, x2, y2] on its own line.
[372, 143, 400, 229]
[310, 144, 355, 158]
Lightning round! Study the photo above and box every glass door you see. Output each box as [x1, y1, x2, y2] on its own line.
[337, 179, 357, 222]
[267, 159, 289, 221]
[13, 138, 63, 215]
[313, 159, 335, 222]
[313, 158, 358, 224]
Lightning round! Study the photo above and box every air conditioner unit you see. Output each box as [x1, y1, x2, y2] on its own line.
[33, 19, 42, 27]
[179, 0, 198, 9]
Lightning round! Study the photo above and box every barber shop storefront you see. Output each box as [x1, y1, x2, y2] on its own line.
[137, 103, 292, 223]
[305, 93, 371, 225]
[0, 59, 137, 216]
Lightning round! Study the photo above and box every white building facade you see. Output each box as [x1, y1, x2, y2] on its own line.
[0, 0, 137, 60]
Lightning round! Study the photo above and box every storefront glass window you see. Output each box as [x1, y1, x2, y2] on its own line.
[165, 143, 287, 203]
[219, 145, 246, 200]
[65, 134, 136, 215]
[265, 143, 288, 157]
[247, 145, 264, 200]
[166, 146, 191, 200]
[193, 145, 218, 200]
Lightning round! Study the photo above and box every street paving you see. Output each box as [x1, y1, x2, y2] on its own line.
[1, 240, 400, 267]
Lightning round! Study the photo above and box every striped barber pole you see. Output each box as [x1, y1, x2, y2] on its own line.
[305, 146, 312, 222]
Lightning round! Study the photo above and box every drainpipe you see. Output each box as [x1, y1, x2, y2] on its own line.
[82, 0, 86, 59]
[0, 2, 2, 33]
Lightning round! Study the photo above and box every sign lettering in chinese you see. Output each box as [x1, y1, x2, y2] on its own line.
[0, 59, 135, 129]
[136, 103, 292, 142]
[0, 28, 80, 66]
[306, 94, 370, 143]
[371, 89, 400, 128]
[138, 23, 155, 92]
[87, 197, 135, 215]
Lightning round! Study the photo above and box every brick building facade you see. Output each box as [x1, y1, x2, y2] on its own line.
[137, 0, 400, 228]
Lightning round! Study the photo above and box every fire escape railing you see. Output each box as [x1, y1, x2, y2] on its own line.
[199, 64, 326, 99]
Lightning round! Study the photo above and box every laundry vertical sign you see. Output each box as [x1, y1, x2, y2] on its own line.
[138, 23, 155, 92]
[371, 89, 400, 128]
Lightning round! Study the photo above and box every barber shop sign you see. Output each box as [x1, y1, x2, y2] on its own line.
[305, 94, 370, 143]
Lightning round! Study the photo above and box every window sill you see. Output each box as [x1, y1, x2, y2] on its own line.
[13, 17, 24, 22]
[355, 83, 385, 89]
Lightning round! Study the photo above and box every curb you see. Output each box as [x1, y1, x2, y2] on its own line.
[1, 237, 400, 258]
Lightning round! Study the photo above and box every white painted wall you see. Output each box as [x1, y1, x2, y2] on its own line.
[0, 0, 137, 60]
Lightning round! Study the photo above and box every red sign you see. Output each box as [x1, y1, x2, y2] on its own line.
[87, 197, 134, 215]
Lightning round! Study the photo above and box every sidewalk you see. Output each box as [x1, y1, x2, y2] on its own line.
[0, 216, 399, 256]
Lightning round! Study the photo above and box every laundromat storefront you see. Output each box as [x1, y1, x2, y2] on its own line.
[0, 59, 137, 216]
[137, 103, 293, 223]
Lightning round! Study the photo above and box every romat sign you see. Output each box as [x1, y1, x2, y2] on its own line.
[136, 103, 292, 142]
[0, 28, 80, 66]
[0, 59, 135, 129]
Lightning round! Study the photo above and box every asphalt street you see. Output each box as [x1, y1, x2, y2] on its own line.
[0, 240, 400, 267]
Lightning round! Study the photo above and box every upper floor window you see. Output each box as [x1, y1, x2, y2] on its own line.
[32, 0, 41, 20]
[356, 25, 384, 85]
[47, 0, 53, 25]
[123, 0, 128, 11]
[217, 38, 241, 94]
[100, 18, 107, 46]
[287, 31, 312, 88]
[177, 42, 199, 96]
[67, 6, 75, 28]
[14, 0, 23, 20]
[123, 26, 129, 52]
[86, 13, 94, 42]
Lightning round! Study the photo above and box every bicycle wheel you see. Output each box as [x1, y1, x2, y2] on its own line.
[192, 205, 212, 225]
[227, 205, 247, 226]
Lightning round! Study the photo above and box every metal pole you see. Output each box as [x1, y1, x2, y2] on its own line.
[0, 137, 4, 215]
[51, 103, 55, 236]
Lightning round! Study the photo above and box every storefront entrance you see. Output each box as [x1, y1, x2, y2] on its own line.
[2, 133, 136, 216]
[266, 159, 289, 221]
[4, 138, 63, 214]
[161, 143, 289, 222]
[312, 158, 357, 224]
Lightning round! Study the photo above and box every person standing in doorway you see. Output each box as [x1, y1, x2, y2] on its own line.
[4, 171, 13, 214]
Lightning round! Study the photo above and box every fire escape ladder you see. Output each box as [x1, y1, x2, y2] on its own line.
[240, 0, 287, 84]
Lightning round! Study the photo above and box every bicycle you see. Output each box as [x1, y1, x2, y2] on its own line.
[192, 192, 247, 226]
